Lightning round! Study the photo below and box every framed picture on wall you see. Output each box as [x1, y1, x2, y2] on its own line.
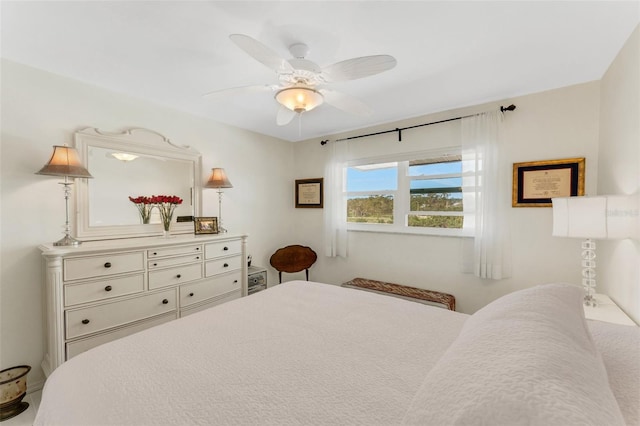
[295, 178, 323, 208]
[512, 157, 585, 207]
[194, 217, 219, 234]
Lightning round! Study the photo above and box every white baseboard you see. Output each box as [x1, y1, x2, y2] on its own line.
[27, 378, 45, 394]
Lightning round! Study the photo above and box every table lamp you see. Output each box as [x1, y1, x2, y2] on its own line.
[552, 195, 638, 306]
[205, 168, 233, 233]
[36, 145, 93, 246]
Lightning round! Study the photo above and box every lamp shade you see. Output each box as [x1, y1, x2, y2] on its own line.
[36, 145, 92, 178]
[552, 195, 638, 240]
[275, 86, 324, 113]
[205, 168, 233, 189]
[606, 195, 639, 239]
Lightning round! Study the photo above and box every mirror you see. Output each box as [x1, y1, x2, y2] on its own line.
[75, 128, 202, 240]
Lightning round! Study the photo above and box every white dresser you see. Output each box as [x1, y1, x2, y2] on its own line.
[39, 233, 247, 376]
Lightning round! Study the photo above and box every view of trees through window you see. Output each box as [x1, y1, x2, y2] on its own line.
[347, 193, 463, 228]
[347, 195, 394, 223]
[408, 191, 463, 228]
[346, 155, 464, 229]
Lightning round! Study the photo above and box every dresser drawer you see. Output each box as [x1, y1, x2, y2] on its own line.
[64, 252, 144, 281]
[148, 244, 203, 259]
[148, 263, 202, 290]
[66, 312, 176, 360]
[180, 272, 241, 308]
[65, 289, 176, 339]
[205, 240, 242, 259]
[148, 253, 203, 270]
[180, 292, 240, 317]
[64, 273, 144, 306]
[205, 255, 242, 277]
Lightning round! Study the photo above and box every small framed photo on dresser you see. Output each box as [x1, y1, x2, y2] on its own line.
[194, 217, 219, 234]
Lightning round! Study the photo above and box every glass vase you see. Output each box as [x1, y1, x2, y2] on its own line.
[136, 205, 152, 224]
[160, 212, 174, 238]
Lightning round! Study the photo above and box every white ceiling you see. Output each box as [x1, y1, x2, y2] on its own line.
[2, 1, 638, 142]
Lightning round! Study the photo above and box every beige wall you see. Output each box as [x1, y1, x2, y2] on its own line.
[597, 25, 640, 322]
[291, 81, 602, 315]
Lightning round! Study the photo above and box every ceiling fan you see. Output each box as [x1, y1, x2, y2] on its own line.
[204, 34, 397, 126]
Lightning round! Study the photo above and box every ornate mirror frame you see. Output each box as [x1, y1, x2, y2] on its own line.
[75, 128, 202, 240]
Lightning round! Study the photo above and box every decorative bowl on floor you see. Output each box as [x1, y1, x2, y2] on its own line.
[0, 365, 31, 422]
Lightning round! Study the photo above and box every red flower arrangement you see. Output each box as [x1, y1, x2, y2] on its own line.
[150, 195, 183, 232]
[128, 196, 153, 224]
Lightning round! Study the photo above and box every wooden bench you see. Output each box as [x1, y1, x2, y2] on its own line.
[342, 277, 456, 311]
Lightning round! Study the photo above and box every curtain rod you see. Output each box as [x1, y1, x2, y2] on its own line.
[320, 104, 516, 145]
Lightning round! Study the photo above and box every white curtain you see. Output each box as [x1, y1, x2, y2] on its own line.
[461, 111, 512, 279]
[323, 140, 348, 258]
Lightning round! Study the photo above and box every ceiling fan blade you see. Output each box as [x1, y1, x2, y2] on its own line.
[320, 89, 373, 116]
[203, 84, 275, 99]
[321, 55, 397, 82]
[276, 106, 297, 126]
[229, 34, 293, 74]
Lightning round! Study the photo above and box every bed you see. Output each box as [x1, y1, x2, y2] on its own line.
[34, 281, 639, 426]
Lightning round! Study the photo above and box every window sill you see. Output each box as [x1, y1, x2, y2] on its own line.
[347, 225, 473, 238]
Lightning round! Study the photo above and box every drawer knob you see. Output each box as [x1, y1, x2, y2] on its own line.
[153, 252, 158, 255]
[234, 280, 238, 283]
[223, 246, 229, 251]
[104, 285, 112, 292]
[153, 263, 158, 266]
[162, 299, 169, 304]
[176, 274, 182, 279]
[82, 319, 90, 325]
[196, 247, 200, 251]
[196, 256, 200, 260]
[104, 262, 112, 268]
[223, 263, 229, 268]
[189, 292, 194, 297]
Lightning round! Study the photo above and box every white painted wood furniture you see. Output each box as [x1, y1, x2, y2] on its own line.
[40, 233, 247, 376]
[583, 294, 636, 326]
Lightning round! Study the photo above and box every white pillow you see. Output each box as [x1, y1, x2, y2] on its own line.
[402, 283, 625, 426]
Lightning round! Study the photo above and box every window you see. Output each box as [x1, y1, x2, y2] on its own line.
[408, 156, 463, 229]
[346, 162, 397, 224]
[345, 149, 470, 236]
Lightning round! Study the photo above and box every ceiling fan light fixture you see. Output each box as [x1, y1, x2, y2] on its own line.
[275, 87, 324, 113]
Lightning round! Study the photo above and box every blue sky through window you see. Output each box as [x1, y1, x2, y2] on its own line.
[347, 165, 397, 191]
[410, 177, 462, 189]
[347, 161, 461, 192]
[409, 161, 461, 176]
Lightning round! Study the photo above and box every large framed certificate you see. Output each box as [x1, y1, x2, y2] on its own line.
[295, 178, 323, 208]
[512, 158, 585, 207]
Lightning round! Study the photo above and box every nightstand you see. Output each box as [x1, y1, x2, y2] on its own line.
[248, 266, 267, 295]
[584, 294, 636, 326]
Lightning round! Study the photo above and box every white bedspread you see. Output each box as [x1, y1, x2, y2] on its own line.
[402, 283, 627, 426]
[35, 281, 468, 426]
[588, 319, 640, 425]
